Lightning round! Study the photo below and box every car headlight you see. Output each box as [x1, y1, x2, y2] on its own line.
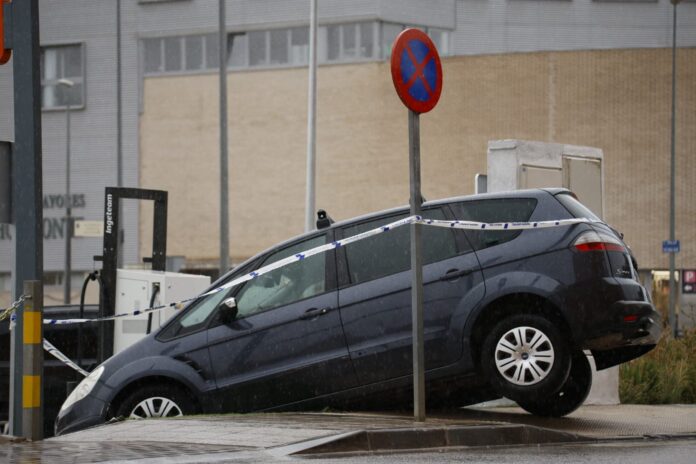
[60, 365, 105, 413]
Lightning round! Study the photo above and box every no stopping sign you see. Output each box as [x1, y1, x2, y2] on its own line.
[390, 28, 443, 114]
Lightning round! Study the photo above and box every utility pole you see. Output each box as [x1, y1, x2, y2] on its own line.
[116, 0, 123, 267]
[9, 0, 44, 437]
[304, 0, 317, 232]
[58, 78, 75, 305]
[668, 0, 681, 338]
[219, 0, 230, 273]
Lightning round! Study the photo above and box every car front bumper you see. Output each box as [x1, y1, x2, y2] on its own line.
[54, 394, 108, 436]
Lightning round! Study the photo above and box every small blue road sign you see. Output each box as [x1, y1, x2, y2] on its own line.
[663, 240, 680, 253]
[390, 28, 443, 114]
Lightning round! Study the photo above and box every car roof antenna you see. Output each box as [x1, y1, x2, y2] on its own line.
[316, 209, 334, 230]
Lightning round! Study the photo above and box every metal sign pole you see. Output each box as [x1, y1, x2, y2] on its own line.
[409, 110, 425, 422]
[9, 0, 43, 437]
[391, 27, 442, 424]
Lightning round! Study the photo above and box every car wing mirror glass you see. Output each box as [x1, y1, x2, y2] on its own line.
[219, 297, 238, 322]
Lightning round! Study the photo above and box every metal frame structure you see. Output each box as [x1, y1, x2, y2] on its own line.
[97, 187, 168, 362]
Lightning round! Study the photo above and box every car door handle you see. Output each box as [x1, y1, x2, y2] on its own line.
[439, 268, 474, 282]
[299, 307, 331, 320]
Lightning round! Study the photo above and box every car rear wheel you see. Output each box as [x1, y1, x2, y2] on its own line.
[516, 351, 592, 417]
[115, 385, 194, 420]
[481, 314, 571, 402]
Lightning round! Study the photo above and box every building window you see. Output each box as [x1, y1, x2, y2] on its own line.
[290, 27, 309, 65]
[322, 22, 377, 63]
[185, 35, 203, 71]
[140, 21, 448, 76]
[41, 44, 84, 109]
[228, 33, 248, 68]
[269, 29, 289, 65]
[164, 37, 182, 71]
[380, 23, 451, 59]
[143, 34, 220, 75]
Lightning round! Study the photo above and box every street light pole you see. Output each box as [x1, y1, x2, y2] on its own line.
[304, 0, 318, 232]
[219, 0, 230, 274]
[58, 78, 75, 305]
[668, 0, 681, 338]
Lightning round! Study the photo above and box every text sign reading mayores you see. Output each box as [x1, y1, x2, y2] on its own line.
[390, 28, 443, 114]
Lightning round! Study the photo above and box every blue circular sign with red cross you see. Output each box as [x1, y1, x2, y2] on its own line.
[390, 28, 443, 114]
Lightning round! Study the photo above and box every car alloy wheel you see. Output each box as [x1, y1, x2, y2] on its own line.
[481, 313, 571, 401]
[129, 396, 184, 419]
[494, 326, 555, 386]
[114, 385, 195, 421]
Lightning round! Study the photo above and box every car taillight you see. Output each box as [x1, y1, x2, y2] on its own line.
[573, 231, 626, 253]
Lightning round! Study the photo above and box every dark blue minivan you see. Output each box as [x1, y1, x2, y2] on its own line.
[56, 189, 660, 435]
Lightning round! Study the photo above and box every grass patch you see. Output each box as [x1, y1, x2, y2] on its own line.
[620, 329, 696, 404]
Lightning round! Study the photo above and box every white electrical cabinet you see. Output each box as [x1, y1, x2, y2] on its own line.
[487, 139, 604, 218]
[113, 269, 210, 354]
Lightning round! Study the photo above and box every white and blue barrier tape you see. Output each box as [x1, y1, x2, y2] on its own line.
[43, 338, 89, 377]
[41, 215, 593, 326]
[1, 214, 594, 377]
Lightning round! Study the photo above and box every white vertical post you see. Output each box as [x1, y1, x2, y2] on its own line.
[305, 0, 318, 232]
[219, 0, 230, 273]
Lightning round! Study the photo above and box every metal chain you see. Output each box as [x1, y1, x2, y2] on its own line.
[0, 295, 27, 323]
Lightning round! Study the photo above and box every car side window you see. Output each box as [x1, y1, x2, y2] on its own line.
[235, 235, 327, 318]
[343, 208, 457, 285]
[449, 198, 538, 250]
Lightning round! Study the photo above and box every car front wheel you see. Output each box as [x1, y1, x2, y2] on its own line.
[481, 314, 571, 402]
[115, 385, 194, 420]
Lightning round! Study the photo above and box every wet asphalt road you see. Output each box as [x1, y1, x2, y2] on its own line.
[2, 439, 696, 463]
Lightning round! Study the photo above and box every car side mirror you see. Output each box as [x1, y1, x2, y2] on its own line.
[259, 274, 277, 288]
[219, 297, 238, 323]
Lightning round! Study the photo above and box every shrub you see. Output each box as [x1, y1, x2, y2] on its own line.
[619, 329, 696, 404]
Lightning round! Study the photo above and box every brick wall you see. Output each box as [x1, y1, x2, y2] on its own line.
[139, 48, 696, 270]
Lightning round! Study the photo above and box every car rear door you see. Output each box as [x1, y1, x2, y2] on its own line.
[336, 207, 484, 385]
[205, 232, 356, 411]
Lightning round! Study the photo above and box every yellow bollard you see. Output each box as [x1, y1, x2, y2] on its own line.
[22, 280, 43, 440]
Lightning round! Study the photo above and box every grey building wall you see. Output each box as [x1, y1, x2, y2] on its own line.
[0, 0, 139, 276]
[1, 0, 695, 280]
[453, 0, 696, 55]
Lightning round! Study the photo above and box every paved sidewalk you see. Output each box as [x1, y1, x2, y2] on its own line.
[1, 405, 695, 463]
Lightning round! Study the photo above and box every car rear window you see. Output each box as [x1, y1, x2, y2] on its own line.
[555, 193, 600, 221]
[449, 198, 537, 250]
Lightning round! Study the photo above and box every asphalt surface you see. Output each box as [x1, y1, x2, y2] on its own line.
[2, 405, 695, 463]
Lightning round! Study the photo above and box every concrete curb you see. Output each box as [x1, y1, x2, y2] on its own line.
[272, 424, 596, 456]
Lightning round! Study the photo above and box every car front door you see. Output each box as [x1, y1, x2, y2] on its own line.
[206, 233, 356, 412]
[337, 207, 484, 385]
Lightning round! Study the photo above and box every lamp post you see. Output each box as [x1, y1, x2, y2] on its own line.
[668, 0, 681, 338]
[58, 78, 74, 305]
[219, 0, 230, 274]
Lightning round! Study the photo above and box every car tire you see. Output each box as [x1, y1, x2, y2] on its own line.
[115, 384, 195, 420]
[516, 351, 592, 417]
[481, 314, 571, 402]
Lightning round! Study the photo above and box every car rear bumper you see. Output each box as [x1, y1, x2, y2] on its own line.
[583, 300, 661, 351]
